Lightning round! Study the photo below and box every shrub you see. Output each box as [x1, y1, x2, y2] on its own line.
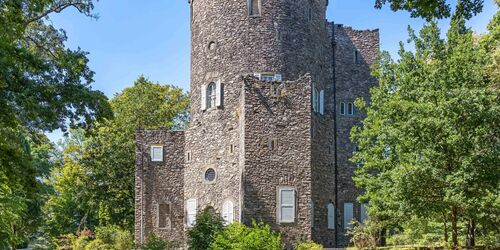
[347, 220, 377, 249]
[141, 233, 176, 250]
[211, 221, 282, 250]
[187, 207, 225, 250]
[296, 241, 324, 250]
[93, 225, 134, 250]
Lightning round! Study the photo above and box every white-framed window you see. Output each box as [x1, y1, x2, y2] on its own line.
[360, 203, 368, 223]
[186, 198, 197, 227]
[343, 202, 354, 230]
[340, 102, 346, 115]
[255, 73, 282, 82]
[327, 203, 335, 229]
[319, 90, 325, 115]
[313, 87, 319, 112]
[201, 81, 223, 111]
[222, 200, 234, 225]
[248, 0, 261, 16]
[157, 203, 171, 229]
[278, 187, 296, 224]
[207, 82, 217, 109]
[348, 102, 354, 115]
[151, 145, 163, 162]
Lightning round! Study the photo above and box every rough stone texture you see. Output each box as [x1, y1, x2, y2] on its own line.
[135, 130, 185, 245]
[135, 0, 379, 248]
[334, 25, 380, 247]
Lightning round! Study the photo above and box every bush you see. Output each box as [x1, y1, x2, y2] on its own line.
[187, 207, 225, 250]
[141, 233, 177, 250]
[211, 221, 282, 250]
[295, 241, 324, 250]
[347, 220, 377, 249]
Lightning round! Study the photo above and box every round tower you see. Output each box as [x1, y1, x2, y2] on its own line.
[190, 0, 330, 111]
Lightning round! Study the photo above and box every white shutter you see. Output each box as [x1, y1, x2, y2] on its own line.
[274, 74, 282, 82]
[253, 73, 261, 80]
[319, 90, 325, 115]
[216, 80, 223, 107]
[186, 199, 197, 227]
[222, 200, 234, 225]
[360, 203, 368, 223]
[327, 203, 335, 229]
[279, 189, 295, 223]
[200, 84, 207, 111]
[343, 203, 354, 229]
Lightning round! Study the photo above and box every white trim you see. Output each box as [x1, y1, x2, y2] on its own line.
[327, 203, 335, 229]
[277, 187, 296, 224]
[215, 80, 223, 107]
[151, 145, 163, 162]
[222, 200, 234, 225]
[319, 90, 325, 115]
[186, 198, 197, 227]
[201, 84, 207, 111]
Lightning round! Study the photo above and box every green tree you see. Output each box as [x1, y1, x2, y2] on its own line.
[351, 14, 499, 249]
[374, 0, 484, 20]
[42, 130, 97, 239]
[84, 76, 189, 229]
[210, 221, 282, 250]
[187, 208, 225, 250]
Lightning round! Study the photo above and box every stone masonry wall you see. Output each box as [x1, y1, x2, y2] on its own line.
[334, 25, 380, 247]
[135, 130, 185, 245]
[242, 75, 313, 248]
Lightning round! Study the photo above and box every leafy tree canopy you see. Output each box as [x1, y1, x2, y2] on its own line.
[351, 10, 499, 248]
[0, 0, 111, 132]
[374, 0, 484, 20]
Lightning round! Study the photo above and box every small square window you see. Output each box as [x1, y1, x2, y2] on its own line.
[151, 146, 163, 162]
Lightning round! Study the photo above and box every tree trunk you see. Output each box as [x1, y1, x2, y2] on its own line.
[466, 218, 476, 247]
[451, 208, 459, 249]
[443, 214, 449, 243]
[377, 227, 387, 247]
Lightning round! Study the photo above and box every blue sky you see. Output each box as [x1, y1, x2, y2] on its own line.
[47, 0, 497, 142]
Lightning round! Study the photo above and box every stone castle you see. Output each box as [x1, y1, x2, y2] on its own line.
[135, 0, 379, 248]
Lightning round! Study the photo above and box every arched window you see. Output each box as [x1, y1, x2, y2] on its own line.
[347, 102, 354, 115]
[340, 102, 346, 115]
[207, 83, 217, 109]
[327, 203, 335, 229]
[222, 200, 234, 225]
[313, 87, 319, 112]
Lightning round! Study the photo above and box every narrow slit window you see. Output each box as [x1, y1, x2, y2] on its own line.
[248, 0, 261, 16]
[327, 203, 335, 229]
[340, 102, 346, 115]
[268, 138, 278, 151]
[348, 102, 354, 115]
[354, 50, 360, 64]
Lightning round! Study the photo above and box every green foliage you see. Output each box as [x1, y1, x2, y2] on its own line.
[42, 130, 97, 239]
[295, 241, 324, 250]
[141, 233, 177, 250]
[0, 0, 112, 133]
[211, 221, 282, 250]
[351, 11, 499, 248]
[347, 220, 383, 249]
[374, 0, 484, 20]
[83, 76, 189, 229]
[187, 207, 225, 250]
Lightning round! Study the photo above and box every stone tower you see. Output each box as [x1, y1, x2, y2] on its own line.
[135, 0, 379, 247]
